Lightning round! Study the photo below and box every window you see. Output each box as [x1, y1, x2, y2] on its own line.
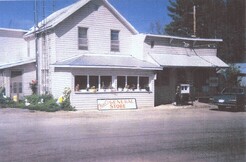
[127, 76, 137, 90]
[100, 76, 112, 89]
[78, 27, 88, 50]
[139, 77, 149, 90]
[75, 76, 87, 91]
[111, 30, 119, 52]
[11, 82, 22, 93]
[75, 75, 150, 93]
[117, 76, 150, 91]
[117, 76, 126, 89]
[89, 76, 98, 89]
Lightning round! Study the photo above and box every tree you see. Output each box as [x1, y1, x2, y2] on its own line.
[222, 65, 241, 87]
[164, 0, 245, 63]
[223, 0, 245, 62]
[165, 0, 226, 38]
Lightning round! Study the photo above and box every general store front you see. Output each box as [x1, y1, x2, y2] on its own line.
[151, 53, 229, 105]
[53, 54, 161, 110]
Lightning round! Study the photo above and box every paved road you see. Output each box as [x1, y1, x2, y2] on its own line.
[0, 103, 245, 162]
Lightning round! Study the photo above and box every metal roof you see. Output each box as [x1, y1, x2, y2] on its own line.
[0, 58, 36, 70]
[150, 54, 228, 68]
[146, 34, 223, 42]
[0, 28, 28, 33]
[53, 54, 161, 70]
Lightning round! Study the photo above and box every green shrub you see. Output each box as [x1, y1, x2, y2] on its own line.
[60, 99, 75, 111]
[0, 97, 15, 108]
[0, 92, 75, 112]
[24, 94, 61, 112]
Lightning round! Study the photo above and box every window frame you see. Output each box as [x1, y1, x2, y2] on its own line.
[110, 30, 120, 52]
[74, 75, 150, 93]
[78, 27, 88, 50]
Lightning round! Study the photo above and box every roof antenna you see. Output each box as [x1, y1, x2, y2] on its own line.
[52, 0, 56, 13]
[34, 0, 38, 27]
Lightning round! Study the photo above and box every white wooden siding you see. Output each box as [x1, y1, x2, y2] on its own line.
[71, 92, 154, 110]
[131, 34, 145, 60]
[49, 32, 57, 64]
[55, 0, 134, 61]
[51, 70, 72, 98]
[53, 68, 155, 109]
[21, 63, 36, 96]
[0, 37, 28, 63]
[24, 35, 36, 58]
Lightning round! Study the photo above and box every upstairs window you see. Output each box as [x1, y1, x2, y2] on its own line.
[111, 30, 119, 52]
[78, 27, 88, 50]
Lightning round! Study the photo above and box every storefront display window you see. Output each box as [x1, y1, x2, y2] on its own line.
[139, 77, 149, 90]
[117, 76, 125, 90]
[89, 76, 98, 89]
[75, 76, 87, 91]
[100, 76, 112, 89]
[127, 76, 137, 90]
[75, 75, 150, 93]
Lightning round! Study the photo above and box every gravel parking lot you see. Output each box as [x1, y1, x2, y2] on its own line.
[0, 102, 245, 162]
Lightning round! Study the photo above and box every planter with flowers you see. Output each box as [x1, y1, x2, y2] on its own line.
[29, 80, 37, 94]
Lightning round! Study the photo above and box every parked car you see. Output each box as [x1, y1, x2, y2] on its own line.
[212, 87, 245, 111]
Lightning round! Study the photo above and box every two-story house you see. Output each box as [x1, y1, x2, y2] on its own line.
[0, 0, 228, 109]
[23, 0, 161, 109]
[0, 28, 36, 99]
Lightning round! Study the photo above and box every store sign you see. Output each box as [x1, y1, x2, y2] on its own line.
[97, 98, 137, 110]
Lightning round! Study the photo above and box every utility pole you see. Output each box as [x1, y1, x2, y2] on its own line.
[52, 0, 55, 12]
[192, 5, 196, 37]
[34, 0, 39, 94]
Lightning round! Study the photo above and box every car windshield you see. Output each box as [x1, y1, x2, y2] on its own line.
[222, 88, 244, 94]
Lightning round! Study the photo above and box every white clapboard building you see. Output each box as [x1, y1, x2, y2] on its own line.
[0, 0, 228, 109]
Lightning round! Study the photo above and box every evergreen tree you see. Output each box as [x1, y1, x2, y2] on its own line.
[165, 0, 245, 63]
[165, 0, 226, 38]
[223, 0, 245, 62]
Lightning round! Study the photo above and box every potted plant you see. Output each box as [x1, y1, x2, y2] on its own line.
[124, 85, 129, 92]
[89, 86, 97, 93]
[29, 80, 37, 94]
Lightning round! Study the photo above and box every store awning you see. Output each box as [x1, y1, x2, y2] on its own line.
[150, 54, 228, 68]
[53, 54, 162, 70]
[0, 58, 36, 70]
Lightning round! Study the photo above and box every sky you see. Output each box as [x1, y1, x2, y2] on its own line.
[0, 0, 171, 33]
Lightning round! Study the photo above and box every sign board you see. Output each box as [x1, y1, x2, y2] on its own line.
[97, 98, 137, 110]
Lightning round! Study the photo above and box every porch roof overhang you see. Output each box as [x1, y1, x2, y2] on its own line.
[150, 54, 229, 68]
[0, 58, 36, 70]
[52, 54, 162, 70]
